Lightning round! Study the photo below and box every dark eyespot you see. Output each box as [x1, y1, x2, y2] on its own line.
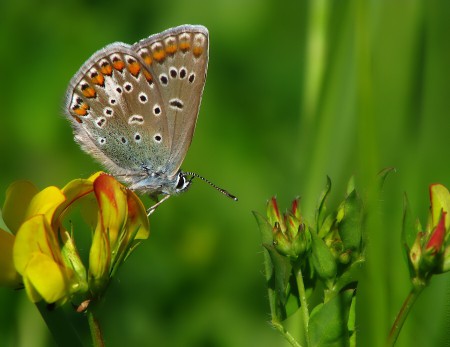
[160, 75, 168, 85]
[169, 99, 184, 109]
[139, 93, 148, 103]
[124, 83, 132, 92]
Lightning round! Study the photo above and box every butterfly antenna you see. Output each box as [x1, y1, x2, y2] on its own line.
[185, 172, 238, 201]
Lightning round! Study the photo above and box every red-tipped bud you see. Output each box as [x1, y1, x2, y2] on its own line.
[426, 211, 446, 255]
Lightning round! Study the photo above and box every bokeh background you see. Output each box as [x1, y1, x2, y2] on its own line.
[1, 0, 450, 346]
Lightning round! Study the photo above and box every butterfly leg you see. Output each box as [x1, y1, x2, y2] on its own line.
[146, 194, 171, 216]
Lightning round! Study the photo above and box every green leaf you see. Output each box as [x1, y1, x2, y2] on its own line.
[348, 289, 357, 347]
[346, 176, 355, 196]
[316, 176, 332, 231]
[318, 212, 336, 239]
[309, 287, 356, 347]
[377, 167, 396, 190]
[338, 190, 363, 255]
[330, 257, 364, 299]
[264, 244, 293, 306]
[253, 211, 274, 281]
[264, 244, 301, 320]
[310, 231, 337, 284]
[401, 194, 418, 253]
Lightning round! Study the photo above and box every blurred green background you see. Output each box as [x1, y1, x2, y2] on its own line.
[1, 0, 450, 346]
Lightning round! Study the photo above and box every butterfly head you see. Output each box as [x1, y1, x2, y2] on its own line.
[172, 171, 193, 195]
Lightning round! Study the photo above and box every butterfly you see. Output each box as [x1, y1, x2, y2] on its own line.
[64, 25, 236, 214]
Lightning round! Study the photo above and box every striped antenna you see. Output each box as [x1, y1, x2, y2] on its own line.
[185, 172, 238, 201]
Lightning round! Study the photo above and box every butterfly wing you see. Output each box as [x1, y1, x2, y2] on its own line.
[64, 42, 174, 180]
[65, 25, 208, 184]
[132, 25, 209, 177]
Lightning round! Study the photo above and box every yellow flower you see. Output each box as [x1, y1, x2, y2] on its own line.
[0, 172, 149, 304]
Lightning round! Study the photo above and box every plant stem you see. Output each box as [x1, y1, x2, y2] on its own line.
[295, 266, 310, 347]
[36, 302, 84, 347]
[88, 309, 105, 347]
[386, 284, 424, 347]
[272, 320, 303, 347]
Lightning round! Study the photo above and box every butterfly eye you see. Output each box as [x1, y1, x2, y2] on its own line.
[176, 174, 186, 190]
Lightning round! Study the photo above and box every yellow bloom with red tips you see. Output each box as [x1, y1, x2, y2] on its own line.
[0, 173, 149, 305]
[89, 174, 149, 294]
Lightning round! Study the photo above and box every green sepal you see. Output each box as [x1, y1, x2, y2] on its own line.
[309, 230, 337, 286]
[253, 211, 274, 281]
[337, 189, 363, 257]
[309, 285, 356, 347]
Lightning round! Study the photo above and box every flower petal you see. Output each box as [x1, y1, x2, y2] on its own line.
[426, 211, 446, 254]
[89, 220, 110, 291]
[126, 190, 150, 241]
[430, 184, 450, 229]
[0, 228, 21, 288]
[13, 215, 62, 275]
[24, 252, 69, 303]
[2, 181, 38, 233]
[94, 174, 128, 249]
[25, 186, 66, 223]
[56, 178, 96, 221]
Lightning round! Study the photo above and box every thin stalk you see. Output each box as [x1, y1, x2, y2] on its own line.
[386, 284, 425, 347]
[88, 309, 105, 347]
[272, 320, 303, 347]
[295, 266, 310, 347]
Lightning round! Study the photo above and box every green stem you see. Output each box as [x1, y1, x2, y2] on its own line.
[88, 309, 105, 347]
[296, 266, 310, 346]
[36, 302, 84, 347]
[272, 320, 303, 347]
[386, 283, 425, 347]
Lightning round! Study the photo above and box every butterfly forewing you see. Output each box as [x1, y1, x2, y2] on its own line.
[65, 25, 209, 181]
[65, 46, 173, 178]
[132, 25, 209, 176]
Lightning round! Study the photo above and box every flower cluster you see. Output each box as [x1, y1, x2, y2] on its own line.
[0, 173, 149, 306]
[266, 197, 311, 258]
[254, 178, 363, 346]
[404, 184, 450, 283]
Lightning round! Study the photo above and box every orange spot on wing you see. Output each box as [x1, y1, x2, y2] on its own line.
[153, 49, 166, 62]
[193, 47, 203, 57]
[143, 70, 153, 84]
[112, 59, 125, 71]
[165, 44, 177, 55]
[91, 72, 104, 86]
[128, 61, 141, 77]
[100, 63, 112, 76]
[81, 85, 96, 98]
[73, 102, 89, 116]
[73, 107, 87, 116]
[141, 53, 152, 65]
[179, 42, 190, 52]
